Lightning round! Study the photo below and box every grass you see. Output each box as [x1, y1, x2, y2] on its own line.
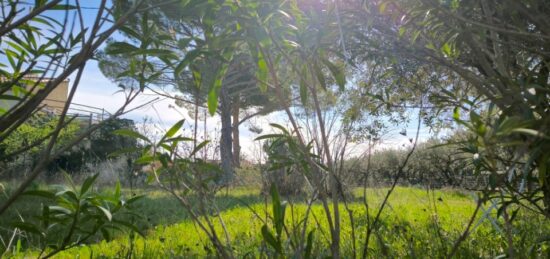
[1, 186, 549, 258]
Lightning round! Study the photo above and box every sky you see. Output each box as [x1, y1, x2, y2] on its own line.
[52, 2, 434, 161]
[69, 60, 434, 160]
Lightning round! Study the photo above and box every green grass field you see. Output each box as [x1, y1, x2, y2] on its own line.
[2, 186, 549, 258]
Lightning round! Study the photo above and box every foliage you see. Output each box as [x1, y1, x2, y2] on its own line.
[113, 119, 235, 256]
[1, 173, 143, 258]
[100, 0, 292, 179]
[4, 187, 549, 258]
[344, 0, 550, 217]
[353, 136, 476, 188]
[2, 1, 550, 258]
[0, 115, 80, 161]
[261, 185, 316, 258]
[261, 133, 308, 197]
[0, 0, 161, 218]
[0, 115, 81, 179]
[88, 118, 139, 162]
[43, 118, 140, 175]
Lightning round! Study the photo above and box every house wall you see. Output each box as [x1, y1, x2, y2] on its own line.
[0, 79, 69, 114]
[41, 80, 69, 113]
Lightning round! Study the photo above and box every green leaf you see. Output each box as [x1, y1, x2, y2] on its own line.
[80, 173, 99, 196]
[62, 170, 77, 191]
[0, 94, 21, 101]
[51, 4, 77, 10]
[175, 49, 203, 77]
[441, 42, 452, 56]
[207, 87, 219, 116]
[15, 239, 21, 254]
[299, 65, 308, 104]
[313, 62, 327, 90]
[206, 63, 230, 116]
[163, 137, 194, 143]
[22, 190, 55, 199]
[134, 49, 176, 59]
[164, 119, 184, 140]
[469, 110, 482, 124]
[261, 225, 281, 254]
[42, 204, 50, 228]
[257, 50, 268, 91]
[135, 155, 155, 165]
[270, 184, 286, 236]
[10, 222, 44, 237]
[321, 58, 346, 90]
[34, 0, 47, 7]
[305, 230, 315, 259]
[255, 134, 285, 141]
[125, 195, 145, 205]
[269, 123, 290, 135]
[105, 42, 139, 55]
[190, 140, 210, 158]
[398, 27, 406, 37]
[113, 219, 145, 237]
[48, 206, 72, 215]
[100, 228, 111, 241]
[119, 26, 142, 40]
[191, 71, 202, 93]
[511, 128, 547, 139]
[453, 107, 460, 121]
[115, 181, 121, 198]
[113, 129, 150, 143]
[97, 206, 112, 221]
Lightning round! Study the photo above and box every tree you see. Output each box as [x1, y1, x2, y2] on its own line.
[340, 0, 550, 216]
[105, 0, 353, 257]
[0, 114, 80, 178]
[46, 118, 140, 174]
[100, 1, 282, 181]
[0, 0, 164, 216]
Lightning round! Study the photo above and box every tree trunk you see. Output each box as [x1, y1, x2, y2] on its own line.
[203, 109, 207, 160]
[219, 85, 234, 184]
[542, 168, 550, 218]
[193, 89, 199, 159]
[232, 98, 241, 167]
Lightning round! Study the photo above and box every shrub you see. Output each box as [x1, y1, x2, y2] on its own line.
[261, 139, 305, 197]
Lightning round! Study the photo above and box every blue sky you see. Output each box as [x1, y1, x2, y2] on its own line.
[70, 59, 434, 159]
[14, 2, 436, 160]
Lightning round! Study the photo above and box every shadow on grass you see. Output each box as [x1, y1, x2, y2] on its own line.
[0, 187, 268, 252]
[132, 192, 267, 227]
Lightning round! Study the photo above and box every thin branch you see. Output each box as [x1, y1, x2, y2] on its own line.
[447, 197, 483, 258]
[0, 0, 63, 38]
[362, 104, 423, 259]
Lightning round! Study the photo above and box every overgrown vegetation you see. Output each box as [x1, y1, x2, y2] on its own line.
[2, 187, 548, 258]
[0, 0, 548, 258]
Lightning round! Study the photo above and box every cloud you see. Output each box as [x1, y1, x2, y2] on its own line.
[70, 63, 439, 163]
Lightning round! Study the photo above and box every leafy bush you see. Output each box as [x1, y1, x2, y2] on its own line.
[3, 174, 143, 258]
[47, 118, 139, 177]
[351, 135, 475, 188]
[0, 115, 80, 179]
[261, 136, 306, 197]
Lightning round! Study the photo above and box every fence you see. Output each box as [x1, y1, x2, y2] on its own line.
[43, 98, 110, 126]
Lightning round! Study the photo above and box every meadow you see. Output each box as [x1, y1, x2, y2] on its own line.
[2, 186, 548, 258]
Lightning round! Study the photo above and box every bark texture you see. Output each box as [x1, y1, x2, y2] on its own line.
[232, 98, 241, 167]
[219, 85, 234, 184]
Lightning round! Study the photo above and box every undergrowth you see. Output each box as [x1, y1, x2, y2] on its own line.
[2, 187, 549, 258]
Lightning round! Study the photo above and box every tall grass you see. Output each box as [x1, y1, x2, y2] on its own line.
[3, 187, 548, 258]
